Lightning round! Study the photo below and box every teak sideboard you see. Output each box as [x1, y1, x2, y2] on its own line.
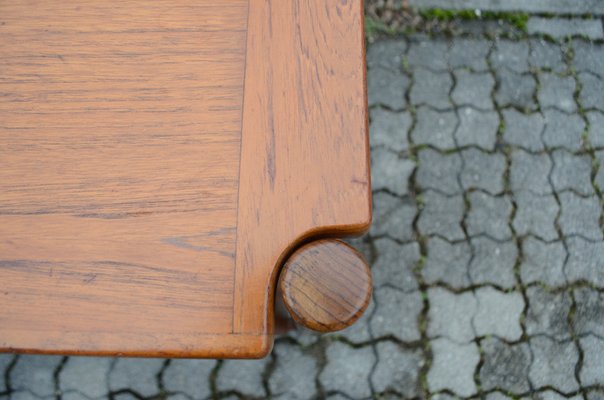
[0, 0, 371, 358]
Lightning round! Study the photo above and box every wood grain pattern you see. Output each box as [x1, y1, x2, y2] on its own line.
[279, 240, 372, 333]
[0, 0, 370, 358]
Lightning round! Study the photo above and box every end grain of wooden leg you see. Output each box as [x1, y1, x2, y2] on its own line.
[278, 239, 372, 333]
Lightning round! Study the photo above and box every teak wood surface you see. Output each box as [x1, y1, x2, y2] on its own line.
[0, 0, 370, 358]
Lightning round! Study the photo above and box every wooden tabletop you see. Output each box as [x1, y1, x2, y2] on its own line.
[0, 0, 370, 358]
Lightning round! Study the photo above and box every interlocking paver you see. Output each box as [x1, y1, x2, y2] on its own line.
[0, 354, 12, 394]
[455, 107, 499, 150]
[495, 69, 537, 110]
[565, 236, 604, 285]
[428, 288, 476, 343]
[319, 342, 374, 399]
[551, 150, 593, 194]
[372, 238, 420, 292]
[520, 237, 567, 286]
[371, 191, 416, 241]
[480, 338, 531, 393]
[270, 342, 317, 400]
[423, 236, 472, 289]
[412, 107, 458, 149]
[369, 108, 411, 152]
[513, 191, 559, 241]
[474, 287, 524, 340]
[60, 357, 111, 400]
[587, 111, 604, 148]
[452, 71, 495, 109]
[411, 69, 453, 109]
[407, 39, 449, 71]
[510, 149, 553, 195]
[418, 190, 465, 241]
[579, 335, 604, 386]
[525, 287, 572, 340]
[368, 67, 409, 110]
[490, 40, 530, 73]
[460, 148, 506, 195]
[573, 40, 604, 77]
[428, 338, 479, 397]
[162, 359, 215, 400]
[417, 148, 462, 195]
[109, 358, 163, 398]
[503, 109, 545, 151]
[596, 150, 604, 191]
[558, 192, 603, 240]
[217, 358, 269, 398]
[371, 147, 415, 196]
[469, 237, 517, 288]
[529, 337, 579, 393]
[573, 288, 604, 337]
[538, 73, 576, 113]
[529, 39, 566, 74]
[467, 192, 512, 240]
[371, 342, 422, 398]
[543, 111, 586, 151]
[10, 356, 62, 399]
[366, 39, 407, 72]
[579, 72, 604, 111]
[372, 287, 422, 341]
[449, 38, 491, 71]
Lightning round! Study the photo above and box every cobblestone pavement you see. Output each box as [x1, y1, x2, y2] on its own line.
[2, 29, 604, 400]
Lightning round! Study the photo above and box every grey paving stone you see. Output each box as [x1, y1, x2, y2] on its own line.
[531, 391, 583, 400]
[372, 287, 422, 341]
[409, 0, 604, 15]
[529, 39, 567, 74]
[579, 72, 604, 111]
[371, 342, 422, 398]
[469, 237, 517, 288]
[525, 287, 572, 340]
[108, 358, 163, 397]
[319, 342, 374, 399]
[491, 40, 530, 73]
[270, 342, 317, 400]
[411, 107, 457, 150]
[460, 149, 506, 195]
[487, 393, 513, 400]
[538, 73, 577, 113]
[455, 107, 499, 150]
[529, 337, 579, 393]
[428, 338, 479, 397]
[587, 391, 604, 400]
[162, 359, 216, 400]
[480, 338, 531, 393]
[60, 393, 94, 400]
[512, 192, 560, 241]
[284, 326, 320, 347]
[467, 192, 513, 240]
[520, 237, 567, 286]
[449, 38, 491, 71]
[510, 149, 553, 195]
[428, 288, 476, 343]
[10, 355, 62, 398]
[573, 288, 604, 338]
[529, 17, 604, 40]
[417, 148, 462, 195]
[0, 354, 13, 393]
[371, 147, 415, 196]
[558, 192, 603, 240]
[407, 39, 449, 71]
[543, 111, 586, 151]
[573, 40, 604, 77]
[417, 191, 465, 241]
[496, 69, 537, 110]
[474, 287, 524, 340]
[423, 237, 472, 289]
[367, 67, 408, 110]
[566, 237, 604, 285]
[112, 393, 138, 400]
[503, 109, 545, 151]
[452, 71, 495, 109]
[217, 358, 269, 398]
[410, 70, 452, 109]
[367, 39, 407, 72]
[597, 151, 604, 191]
[588, 111, 604, 148]
[372, 238, 420, 292]
[579, 335, 604, 386]
[552, 150, 593, 194]
[370, 108, 411, 152]
[59, 357, 112, 400]
[370, 192, 416, 241]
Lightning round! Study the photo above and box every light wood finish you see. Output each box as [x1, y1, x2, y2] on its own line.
[279, 240, 372, 333]
[0, 0, 370, 358]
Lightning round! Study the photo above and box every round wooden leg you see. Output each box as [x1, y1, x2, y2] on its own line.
[278, 239, 372, 333]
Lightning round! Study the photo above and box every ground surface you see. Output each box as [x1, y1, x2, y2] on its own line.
[2, 7, 604, 400]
